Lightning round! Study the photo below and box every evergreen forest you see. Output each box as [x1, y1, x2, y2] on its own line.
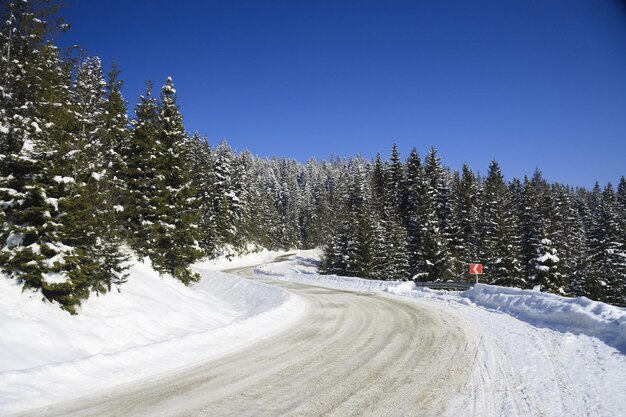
[1, 1, 625, 312]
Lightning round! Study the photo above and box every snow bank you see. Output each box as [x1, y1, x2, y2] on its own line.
[0, 256, 304, 415]
[463, 284, 626, 353]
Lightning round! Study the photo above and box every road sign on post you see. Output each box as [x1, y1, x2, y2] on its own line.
[469, 263, 483, 284]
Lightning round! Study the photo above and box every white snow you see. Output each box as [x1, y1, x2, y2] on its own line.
[5, 232, 24, 247]
[113, 205, 124, 212]
[20, 138, 34, 155]
[30, 121, 42, 133]
[463, 283, 626, 353]
[537, 252, 560, 263]
[52, 176, 75, 184]
[42, 271, 70, 284]
[45, 197, 59, 211]
[0, 253, 304, 415]
[2, 249, 625, 416]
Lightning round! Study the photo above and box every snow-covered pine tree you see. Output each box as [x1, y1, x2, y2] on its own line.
[569, 194, 593, 296]
[617, 176, 626, 247]
[585, 184, 626, 303]
[124, 82, 161, 257]
[446, 170, 465, 277]
[343, 156, 374, 276]
[532, 237, 563, 293]
[402, 148, 425, 277]
[149, 77, 202, 284]
[386, 144, 404, 211]
[323, 156, 374, 277]
[304, 158, 329, 248]
[379, 147, 409, 279]
[0, 1, 100, 312]
[70, 56, 129, 293]
[551, 185, 587, 293]
[212, 141, 239, 247]
[519, 170, 548, 282]
[422, 147, 454, 280]
[254, 165, 284, 249]
[480, 160, 523, 286]
[233, 150, 255, 247]
[189, 132, 218, 256]
[456, 163, 480, 271]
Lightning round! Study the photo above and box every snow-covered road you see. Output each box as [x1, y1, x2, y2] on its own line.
[24, 264, 490, 417]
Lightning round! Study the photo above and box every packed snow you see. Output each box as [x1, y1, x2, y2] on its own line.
[0, 253, 304, 415]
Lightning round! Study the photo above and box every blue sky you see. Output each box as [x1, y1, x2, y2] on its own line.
[59, 0, 626, 188]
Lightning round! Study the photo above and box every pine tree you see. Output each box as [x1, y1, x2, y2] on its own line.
[189, 132, 218, 255]
[421, 147, 453, 280]
[551, 185, 587, 294]
[533, 237, 563, 293]
[480, 161, 523, 286]
[70, 56, 129, 293]
[212, 141, 238, 247]
[149, 77, 202, 284]
[456, 163, 480, 270]
[0, 2, 97, 312]
[125, 82, 160, 256]
[617, 177, 626, 247]
[585, 184, 626, 303]
[519, 170, 550, 282]
[403, 149, 425, 277]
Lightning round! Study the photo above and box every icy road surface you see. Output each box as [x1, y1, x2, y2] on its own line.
[25, 266, 492, 417]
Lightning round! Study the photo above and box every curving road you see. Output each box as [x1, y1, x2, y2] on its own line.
[27, 263, 487, 417]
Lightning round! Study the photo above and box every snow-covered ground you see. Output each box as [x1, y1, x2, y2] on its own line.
[2, 249, 625, 416]
[0, 253, 304, 415]
[255, 250, 626, 417]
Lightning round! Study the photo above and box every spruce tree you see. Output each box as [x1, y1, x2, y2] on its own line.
[585, 184, 626, 303]
[125, 82, 160, 256]
[403, 149, 426, 277]
[70, 56, 129, 293]
[532, 237, 563, 293]
[0, 2, 96, 312]
[421, 147, 453, 280]
[480, 160, 523, 286]
[456, 163, 480, 269]
[189, 132, 218, 256]
[149, 77, 202, 284]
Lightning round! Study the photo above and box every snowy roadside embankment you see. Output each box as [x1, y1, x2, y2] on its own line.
[0, 253, 303, 415]
[463, 284, 626, 353]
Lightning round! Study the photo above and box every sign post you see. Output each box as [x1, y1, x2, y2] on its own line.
[469, 263, 483, 284]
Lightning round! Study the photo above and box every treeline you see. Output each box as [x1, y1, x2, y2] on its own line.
[1, 2, 625, 313]
[321, 147, 626, 305]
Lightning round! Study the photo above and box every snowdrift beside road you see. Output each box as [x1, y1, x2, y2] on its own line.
[463, 284, 626, 353]
[0, 255, 303, 415]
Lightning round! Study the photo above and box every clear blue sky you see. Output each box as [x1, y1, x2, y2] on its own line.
[59, 0, 626, 189]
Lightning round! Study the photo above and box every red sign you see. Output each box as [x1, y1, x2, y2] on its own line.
[469, 263, 483, 275]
